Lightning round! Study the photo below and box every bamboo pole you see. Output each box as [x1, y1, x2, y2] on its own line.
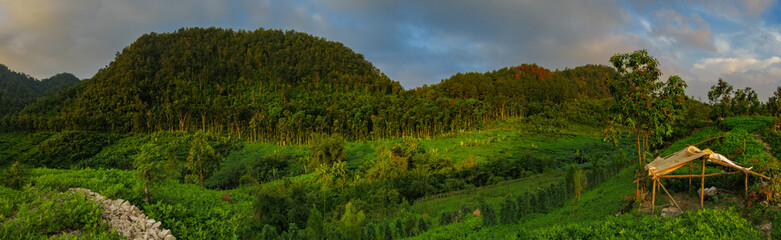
[701, 158, 705, 208]
[745, 172, 748, 199]
[657, 178, 682, 212]
[691, 135, 727, 147]
[658, 171, 742, 178]
[652, 177, 657, 215]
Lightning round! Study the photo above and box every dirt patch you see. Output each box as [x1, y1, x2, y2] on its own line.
[755, 135, 772, 153]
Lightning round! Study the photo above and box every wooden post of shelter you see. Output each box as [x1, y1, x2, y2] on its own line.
[745, 172, 748, 199]
[651, 177, 657, 214]
[657, 178, 682, 211]
[700, 158, 705, 208]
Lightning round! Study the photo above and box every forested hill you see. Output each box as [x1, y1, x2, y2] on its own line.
[0, 64, 79, 117]
[1, 27, 616, 143]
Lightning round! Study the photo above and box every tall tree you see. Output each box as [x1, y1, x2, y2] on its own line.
[185, 131, 220, 186]
[767, 87, 781, 116]
[707, 78, 733, 119]
[606, 49, 687, 195]
[134, 142, 168, 202]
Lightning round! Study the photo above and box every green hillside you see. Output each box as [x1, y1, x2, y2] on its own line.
[0, 64, 79, 117]
[2, 27, 779, 239]
[0, 27, 616, 144]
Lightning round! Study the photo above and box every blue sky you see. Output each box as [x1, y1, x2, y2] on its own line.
[0, 0, 780, 100]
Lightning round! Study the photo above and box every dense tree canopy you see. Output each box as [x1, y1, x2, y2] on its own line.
[0, 27, 618, 144]
[0, 64, 78, 117]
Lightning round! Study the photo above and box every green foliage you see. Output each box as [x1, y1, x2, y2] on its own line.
[339, 200, 366, 239]
[669, 97, 712, 140]
[607, 50, 687, 182]
[718, 115, 775, 132]
[520, 209, 762, 239]
[499, 195, 518, 224]
[25, 130, 115, 168]
[709, 78, 735, 119]
[708, 79, 766, 118]
[30, 168, 142, 203]
[306, 205, 325, 239]
[142, 182, 254, 240]
[480, 201, 497, 226]
[767, 87, 781, 117]
[0, 187, 122, 239]
[185, 131, 221, 186]
[309, 133, 346, 168]
[134, 142, 171, 202]
[206, 149, 297, 189]
[0, 64, 78, 119]
[364, 146, 410, 180]
[0, 161, 28, 190]
[251, 180, 310, 233]
[565, 164, 585, 217]
[316, 160, 350, 190]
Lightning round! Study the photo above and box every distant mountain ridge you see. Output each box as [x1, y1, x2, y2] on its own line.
[0, 27, 616, 143]
[0, 64, 79, 116]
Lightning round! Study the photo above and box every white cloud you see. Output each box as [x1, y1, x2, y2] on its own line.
[693, 56, 781, 74]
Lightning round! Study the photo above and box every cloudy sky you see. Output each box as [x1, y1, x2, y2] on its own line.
[1, 0, 780, 100]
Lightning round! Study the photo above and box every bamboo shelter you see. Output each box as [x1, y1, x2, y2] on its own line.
[641, 146, 770, 213]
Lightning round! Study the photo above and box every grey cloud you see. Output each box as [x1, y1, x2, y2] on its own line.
[0, 0, 240, 79]
[743, 0, 776, 18]
[303, 0, 636, 87]
[0, 0, 639, 89]
[650, 10, 714, 51]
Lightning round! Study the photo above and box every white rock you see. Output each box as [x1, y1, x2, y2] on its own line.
[158, 229, 171, 238]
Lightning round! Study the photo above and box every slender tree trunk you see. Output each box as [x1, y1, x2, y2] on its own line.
[144, 175, 150, 203]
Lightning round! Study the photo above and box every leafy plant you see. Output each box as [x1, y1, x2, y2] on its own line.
[185, 131, 221, 186]
[1, 161, 28, 190]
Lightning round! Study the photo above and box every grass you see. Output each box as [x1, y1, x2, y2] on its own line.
[0, 185, 124, 239]
[410, 171, 563, 216]
[0, 116, 635, 239]
[408, 116, 779, 239]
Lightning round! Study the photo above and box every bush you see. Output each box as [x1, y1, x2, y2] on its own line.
[206, 150, 295, 189]
[309, 133, 346, 168]
[500, 196, 518, 224]
[523, 208, 762, 239]
[719, 116, 775, 132]
[30, 168, 141, 203]
[25, 130, 116, 168]
[0, 161, 28, 190]
[480, 201, 497, 226]
[0, 187, 123, 239]
[143, 180, 256, 240]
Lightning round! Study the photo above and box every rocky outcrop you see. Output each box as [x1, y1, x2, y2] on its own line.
[69, 188, 175, 240]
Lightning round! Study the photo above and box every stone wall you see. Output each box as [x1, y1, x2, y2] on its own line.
[69, 188, 175, 240]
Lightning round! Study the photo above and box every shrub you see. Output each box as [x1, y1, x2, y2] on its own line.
[500, 195, 518, 224]
[30, 168, 141, 203]
[309, 133, 346, 168]
[524, 208, 762, 239]
[0, 187, 123, 239]
[1, 161, 28, 190]
[206, 150, 294, 189]
[480, 201, 497, 226]
[25, 130, 115, 168]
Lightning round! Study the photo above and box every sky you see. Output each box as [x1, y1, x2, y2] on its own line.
[1, 0, 781, 101]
